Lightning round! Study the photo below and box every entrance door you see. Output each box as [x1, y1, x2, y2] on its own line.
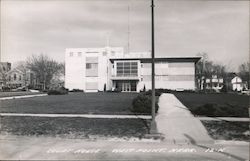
[122, 82, 131, 92]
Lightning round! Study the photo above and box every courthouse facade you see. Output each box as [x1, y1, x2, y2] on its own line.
[65, 47, 200, 92]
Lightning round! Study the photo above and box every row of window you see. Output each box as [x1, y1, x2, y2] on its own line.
[206, 83, 223, 88]
[69, 52, 82, 57]
[8, 74, 22, 81]
[142, 62, 193, 68]
[116, 62, 138, 77]
[69, 51, 117, 57]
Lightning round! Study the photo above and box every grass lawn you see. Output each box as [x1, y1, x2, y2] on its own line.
[0, 116, 150, 139]
[0, 92, 139, 115]
[174, 92, 249, 117]
[0, 91, 42, 98]
[201, 120, 250, 141]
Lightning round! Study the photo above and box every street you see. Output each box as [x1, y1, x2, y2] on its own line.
[0, 134, 248, 161]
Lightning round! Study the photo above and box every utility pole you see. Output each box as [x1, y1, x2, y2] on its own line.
[150, 0, 157, 134]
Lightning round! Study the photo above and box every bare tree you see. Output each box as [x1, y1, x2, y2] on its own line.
[26, 54, 63, 90]
[196, 53, 212, 90]
[196, 53, 227, 91]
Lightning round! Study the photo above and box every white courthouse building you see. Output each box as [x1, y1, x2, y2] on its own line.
[65, 47, 200, 92]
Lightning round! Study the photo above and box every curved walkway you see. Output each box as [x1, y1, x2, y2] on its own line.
[156, 93, 214, 144]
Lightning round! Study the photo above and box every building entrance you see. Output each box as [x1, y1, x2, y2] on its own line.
[115, 81, 137, 92]
[122, 82, 131, 92]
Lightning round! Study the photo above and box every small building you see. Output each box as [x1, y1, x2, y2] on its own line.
[65, 47, 201, 92]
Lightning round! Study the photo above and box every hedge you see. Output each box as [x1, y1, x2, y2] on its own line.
[190, 103, 248, 117]
[131, 94, 159, 114]
[47, 87, 68, 95]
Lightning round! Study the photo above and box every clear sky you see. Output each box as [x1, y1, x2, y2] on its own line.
[1, 0, 249, 71]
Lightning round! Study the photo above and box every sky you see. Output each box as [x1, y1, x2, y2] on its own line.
[1, 0, 249, 71]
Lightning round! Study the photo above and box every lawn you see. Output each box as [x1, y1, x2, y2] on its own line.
[173, 92, 249, 141]
[0, 92, 139, 115]
[0, 116, 150, 138]
[0, 92, 151, 139]
[201, 120, 250, 141]
[174, 92, 249, 117]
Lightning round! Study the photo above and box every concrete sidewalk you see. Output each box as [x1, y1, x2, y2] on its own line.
[0, 94, 47, 100]
[197, 117, 250, 122]
[156, 93, 214, 144]
[0, 113, 151, 119]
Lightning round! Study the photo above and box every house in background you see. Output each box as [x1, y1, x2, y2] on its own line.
[0, 62, 11, 90]
[204, 75, 224, 91]
[231, 76, 246, 91]
[65, 46, 201, 92]
[6, 68, 38, 89]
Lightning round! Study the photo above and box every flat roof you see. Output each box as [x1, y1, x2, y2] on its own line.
[109, 57, 201, 63]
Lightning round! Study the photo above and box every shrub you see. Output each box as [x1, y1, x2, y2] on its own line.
[69, 89, 84, 92]
[144, 89, 163, 96]
[2, 86, 11, 92]
[104, 84, 106, 92]
[113, 88, 121, 92]
[48, 87, 68, 95]
[190, 103, 249, 117]
[131, 94, 159, 114]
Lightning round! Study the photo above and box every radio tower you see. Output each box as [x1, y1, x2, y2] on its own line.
[127, 2, 130, 55]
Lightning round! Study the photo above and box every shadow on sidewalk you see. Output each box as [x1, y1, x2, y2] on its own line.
[184, 134, 246, 161]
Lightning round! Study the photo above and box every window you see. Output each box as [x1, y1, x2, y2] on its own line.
[14, 74, 17, 80]
[116, 61, 138, 77]
[19, 75, 22, 81]
[86, 57, 98, 77]
[78, 52, 82, 57]
[9, 76, 11, 81]
[86, 63, 91, 69]
[86, 63, 98, 76]
[69, 52, 73, 57]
